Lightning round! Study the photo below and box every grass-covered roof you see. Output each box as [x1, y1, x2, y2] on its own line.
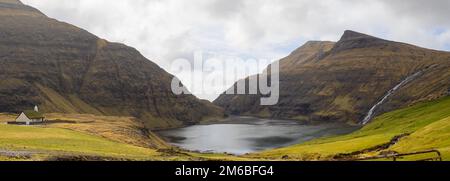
[23, 110, 44, 119]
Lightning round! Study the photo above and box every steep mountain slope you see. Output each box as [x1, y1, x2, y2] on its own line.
[0, 0, 223, 129]
[214, 30, 450, 123]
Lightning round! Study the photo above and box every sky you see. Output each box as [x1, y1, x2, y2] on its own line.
[21, 0, 450, 101]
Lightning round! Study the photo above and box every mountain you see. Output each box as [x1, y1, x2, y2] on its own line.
[0, 0, 224, 130]
[214, 30, 450, 123]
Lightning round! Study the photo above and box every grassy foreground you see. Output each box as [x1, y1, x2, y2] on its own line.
[0, 123, 251, 161]
[0, 114, 247, 161]
[251, 96, 450, 161]
[0, 124, 161, 160]
[1, 96, 449, 161]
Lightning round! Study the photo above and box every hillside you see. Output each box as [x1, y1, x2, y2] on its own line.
[0, 123, 162, 160]
[214, 30, 450, 124]
[251, 96, 450, 161]
[0, 113, 249, 161]
[0, 113, 168, 149]
[0, 0, 224, 130]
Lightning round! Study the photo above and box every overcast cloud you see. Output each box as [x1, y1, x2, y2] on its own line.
[21, 0, 450, 101]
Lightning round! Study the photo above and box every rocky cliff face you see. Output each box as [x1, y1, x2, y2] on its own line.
[214, 30, 450, 123]
[0, 0, 223, 129]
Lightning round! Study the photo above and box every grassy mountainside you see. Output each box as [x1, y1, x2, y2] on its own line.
[215, 30, 450, 124]
[251, 96, 450, 161]
[0, 0, 224, 130]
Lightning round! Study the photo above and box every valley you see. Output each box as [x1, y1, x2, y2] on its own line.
[1, 96, 449, 161]
[0, 0, 449, 162]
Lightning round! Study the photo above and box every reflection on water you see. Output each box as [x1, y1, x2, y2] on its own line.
[157, 117, 359, 155]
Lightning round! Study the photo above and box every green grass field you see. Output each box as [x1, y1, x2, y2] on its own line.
[0, 122, 245, 161]
[0, 124, 164, 160]
[252, 96, 450, 161]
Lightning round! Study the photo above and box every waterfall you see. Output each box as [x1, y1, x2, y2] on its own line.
[361, 71, 423, 125]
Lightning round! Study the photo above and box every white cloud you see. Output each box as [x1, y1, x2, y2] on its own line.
[21, 0, 450, 101]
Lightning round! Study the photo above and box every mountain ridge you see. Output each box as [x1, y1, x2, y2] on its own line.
[0, 1, 224, 130]
[214, 30, 450, 124]
[0, 0, 23, 5]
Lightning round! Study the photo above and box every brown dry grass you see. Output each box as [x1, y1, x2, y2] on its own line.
[0, 113, 15, 123]
[43, 113, 169, 149]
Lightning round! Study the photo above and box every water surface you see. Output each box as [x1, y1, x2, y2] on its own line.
[157, 117, 359, 155]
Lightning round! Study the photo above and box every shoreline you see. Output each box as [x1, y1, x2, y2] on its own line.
[155, 116, 361, 155]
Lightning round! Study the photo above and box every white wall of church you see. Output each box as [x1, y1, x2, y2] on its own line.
[15, 112, 31, 123]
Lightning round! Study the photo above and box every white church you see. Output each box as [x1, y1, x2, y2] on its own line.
[13, 106, 45, 125]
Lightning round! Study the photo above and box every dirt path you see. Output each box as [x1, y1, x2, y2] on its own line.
[0, 149, 38, 159]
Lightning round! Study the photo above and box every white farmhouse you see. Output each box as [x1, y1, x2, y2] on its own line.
[14, 106, 45, 125]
